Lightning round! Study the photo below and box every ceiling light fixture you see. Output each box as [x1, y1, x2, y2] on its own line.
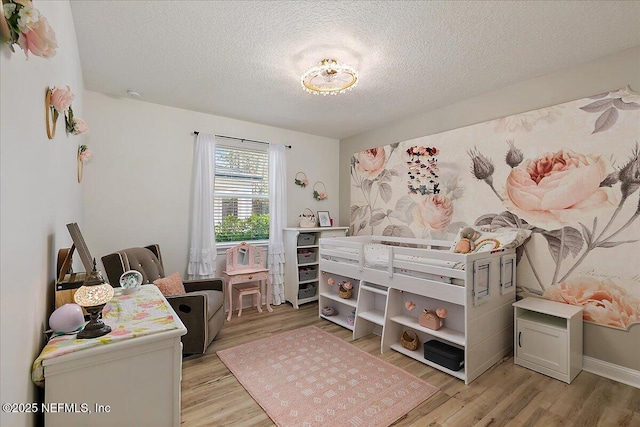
[301, 59, 358, 96]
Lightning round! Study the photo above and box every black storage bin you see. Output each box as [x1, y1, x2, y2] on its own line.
[423, 340, 464, 371]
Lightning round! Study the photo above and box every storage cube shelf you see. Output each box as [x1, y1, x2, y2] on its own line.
[284, 227, 348, 309]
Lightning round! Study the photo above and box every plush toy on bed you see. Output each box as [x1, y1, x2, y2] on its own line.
[453, 227, 480, 254]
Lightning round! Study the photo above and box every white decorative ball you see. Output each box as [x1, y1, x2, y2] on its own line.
[49, 304, 85, 333]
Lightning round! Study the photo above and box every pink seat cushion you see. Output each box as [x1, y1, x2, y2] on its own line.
[153, 272, 186, 296]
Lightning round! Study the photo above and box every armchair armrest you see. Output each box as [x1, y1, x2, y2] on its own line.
[183, 278, 224, 293]
[166, 293, 208, 354]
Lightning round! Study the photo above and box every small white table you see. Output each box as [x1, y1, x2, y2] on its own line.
[513, 297, 583, 384]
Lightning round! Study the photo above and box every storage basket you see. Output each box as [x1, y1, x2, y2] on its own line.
[298, 283, 317, 299]
[338, 283, 352, 299]
[419, 310, 444, 330]
[400, 330, 420, 351]
[298, 266, 317, 281]
[299, 208, 316, 228]
[297, 233, 315, 246]
[297, 250, 317, 264]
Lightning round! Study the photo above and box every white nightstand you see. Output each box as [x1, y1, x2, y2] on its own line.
[513, 297, 583, 384]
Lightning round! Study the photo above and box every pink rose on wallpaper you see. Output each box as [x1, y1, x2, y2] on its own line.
[413, 194, 453, 231]
[17, 16, 57, 59]
[504, 149, 617, 227]
[49, 86, 74, 112]
[357, 147, 386, 178]
[544, 277, 640, 329]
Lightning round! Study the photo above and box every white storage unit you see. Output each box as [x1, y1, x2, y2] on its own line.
[513, 297, 583, 384]
[283, 227, 347, 308]
[318, 235, 517, 384]
[36, 287, 186, 427]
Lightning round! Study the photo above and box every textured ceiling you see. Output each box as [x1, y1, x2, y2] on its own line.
[70, 1, 640, 140]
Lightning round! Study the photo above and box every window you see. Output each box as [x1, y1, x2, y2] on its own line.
[214, 138, 269, 243]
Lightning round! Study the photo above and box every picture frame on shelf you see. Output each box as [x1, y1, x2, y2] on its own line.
[317, 211, 331, 227]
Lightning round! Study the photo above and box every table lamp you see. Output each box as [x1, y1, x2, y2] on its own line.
[73, 259, 114, 339]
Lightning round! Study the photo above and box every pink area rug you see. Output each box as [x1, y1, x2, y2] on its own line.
[217, 326, 438, 427]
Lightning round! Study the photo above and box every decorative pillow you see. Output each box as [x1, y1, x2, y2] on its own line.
[153, 272, 186, 296]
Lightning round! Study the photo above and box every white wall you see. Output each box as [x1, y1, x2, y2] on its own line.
[340, 46, 640, 371]
[82, 92, 340, 277]
[0, 2, 85, 426]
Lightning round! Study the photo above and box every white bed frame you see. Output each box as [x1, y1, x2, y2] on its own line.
[318, 235, 517, 384]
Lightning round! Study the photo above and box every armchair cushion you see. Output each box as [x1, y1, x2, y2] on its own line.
[153, 272, 186, 296]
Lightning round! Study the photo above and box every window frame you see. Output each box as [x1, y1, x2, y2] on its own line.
[213, 137, 270, 245]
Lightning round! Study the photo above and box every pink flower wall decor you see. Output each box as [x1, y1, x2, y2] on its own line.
[77, 145, 92, 183]
[65, 106, 88, 135]
[350, 88, 640, 330]
[44, 87, 89, 139]
[357, 147, 386, 179]
[3, 0, 57, 59]
[49, 86, 74, 112]
[413, 194, 454, 232]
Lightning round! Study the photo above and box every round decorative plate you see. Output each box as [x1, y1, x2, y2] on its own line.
[119, 270, 143, 289]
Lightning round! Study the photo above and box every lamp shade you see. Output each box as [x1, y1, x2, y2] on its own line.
[73, 258, 114, 339]
[73, 282, 114, 307]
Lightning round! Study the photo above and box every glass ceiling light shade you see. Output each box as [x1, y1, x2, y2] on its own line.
[301, 59, 358, 96]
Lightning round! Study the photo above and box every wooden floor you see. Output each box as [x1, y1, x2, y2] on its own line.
[181, 303, 640, 427]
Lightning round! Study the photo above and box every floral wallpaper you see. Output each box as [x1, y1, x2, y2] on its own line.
[350, 88, 640, 330]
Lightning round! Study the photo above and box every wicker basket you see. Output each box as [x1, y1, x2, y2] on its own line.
[400, 330, 419, 351]
[299, 208, 316, 228]
[338, 284, 352, 299]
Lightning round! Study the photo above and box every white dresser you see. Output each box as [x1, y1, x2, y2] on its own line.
[33, 285, 187, 427]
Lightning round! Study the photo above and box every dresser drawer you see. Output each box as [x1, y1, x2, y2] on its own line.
[320, 229, 347, 238]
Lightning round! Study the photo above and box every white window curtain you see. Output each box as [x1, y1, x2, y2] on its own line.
[268, 144, 287, 305]
[188, 133, 216, 279]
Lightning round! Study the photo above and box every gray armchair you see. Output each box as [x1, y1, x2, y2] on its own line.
[102, 244, 224, 354]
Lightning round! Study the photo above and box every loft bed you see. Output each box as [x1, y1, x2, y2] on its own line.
[317, 234, 520, 384]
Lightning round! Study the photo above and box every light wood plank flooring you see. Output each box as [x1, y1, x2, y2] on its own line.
[181, 303, 640, 427]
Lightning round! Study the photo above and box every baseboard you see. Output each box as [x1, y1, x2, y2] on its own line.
[583, 356, 640, 389]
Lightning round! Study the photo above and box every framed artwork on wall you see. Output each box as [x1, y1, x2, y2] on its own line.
[317, 211, 331, 227]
